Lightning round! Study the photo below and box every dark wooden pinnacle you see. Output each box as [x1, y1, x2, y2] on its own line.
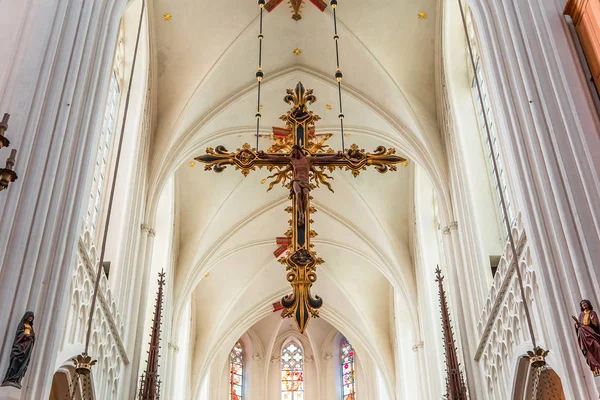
[138, 270, 166, 400]
[435, 266, 468, 400]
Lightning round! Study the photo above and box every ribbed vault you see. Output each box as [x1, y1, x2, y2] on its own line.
[144, 0, 444, 397]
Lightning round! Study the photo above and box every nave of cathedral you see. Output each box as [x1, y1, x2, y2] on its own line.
[0, 0, 599, 399]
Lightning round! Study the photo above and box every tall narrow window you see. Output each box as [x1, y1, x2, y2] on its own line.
[281, 341, 304, 400]
[229, 342, 244, 400]
[340, 338, 356, 400]
[85, 26, 124, 236]
[465, 5, 514, 240]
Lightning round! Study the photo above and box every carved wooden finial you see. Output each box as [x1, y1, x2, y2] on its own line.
[138, 270, 166, 400]
[436, 266, 468, 400]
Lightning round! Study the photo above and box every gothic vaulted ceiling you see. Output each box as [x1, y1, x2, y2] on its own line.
[147, 0, 440, 393]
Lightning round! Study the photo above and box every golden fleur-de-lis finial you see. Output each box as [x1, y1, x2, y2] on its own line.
[418, 11, 427, 20]
[163, 13, 172, 21]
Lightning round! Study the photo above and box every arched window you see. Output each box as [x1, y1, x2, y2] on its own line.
[85, 24, 125, 236]
[281, 341, 304, 400]
[464, 5, 514, 240]
[340, 338, 356, 400]
[229, 341, 244, 400]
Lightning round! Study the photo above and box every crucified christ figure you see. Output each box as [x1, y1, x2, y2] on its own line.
[259, 145, 342, 226]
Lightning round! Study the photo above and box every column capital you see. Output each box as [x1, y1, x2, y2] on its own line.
[140, 224, 156, 237]
[412, 341, 424, 352]
[442, 221, 458, 235]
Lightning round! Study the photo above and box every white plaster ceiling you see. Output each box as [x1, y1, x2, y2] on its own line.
[147, 0, 439, 392]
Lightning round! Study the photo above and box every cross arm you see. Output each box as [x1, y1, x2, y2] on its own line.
[194, 144, 290, 176]
[311, 145, 407, 176]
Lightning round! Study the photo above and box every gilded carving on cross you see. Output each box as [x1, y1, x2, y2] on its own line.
[265, 0, 327, 20]
[195, 82, 407, 332]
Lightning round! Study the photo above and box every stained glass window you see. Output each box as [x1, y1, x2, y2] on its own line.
[281, 341, 304, 400]
[341, 338, 356, 400]
[229, 342, 244, 400]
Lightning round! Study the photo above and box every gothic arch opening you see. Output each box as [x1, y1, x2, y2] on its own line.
[48, 364, 96, 400]
[512, 357, 566, 400]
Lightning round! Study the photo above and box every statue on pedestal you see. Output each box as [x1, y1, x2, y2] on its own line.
[1, 312, 35, 389]
[573, 300, 600, 375]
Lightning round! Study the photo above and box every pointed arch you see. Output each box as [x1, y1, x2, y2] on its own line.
[229, 341, 244, 400]
[281, 339, 304, 400]
[340, 337, 356, 400]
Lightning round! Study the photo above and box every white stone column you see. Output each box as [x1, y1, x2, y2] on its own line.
[468, 0, 600, 397]
[123, 224, 156, 398]
[440, 220, 487, 400]
[0, 1, 125, 399]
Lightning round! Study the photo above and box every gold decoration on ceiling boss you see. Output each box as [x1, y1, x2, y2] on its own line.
[265, 0, 327, 21]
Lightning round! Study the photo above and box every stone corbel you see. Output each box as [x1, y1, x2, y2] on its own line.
[412, 341, 424, 352]
[442, 221, 458, 235]
[270, 356, 281, 364]
[140, 223, 156, 237]
[252, 353, 262, 362]
[324, 352, 333, 362]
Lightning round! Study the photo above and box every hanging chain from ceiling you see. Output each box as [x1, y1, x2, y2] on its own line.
[330, 0, 346, 151]
[255, 0, 266, 151]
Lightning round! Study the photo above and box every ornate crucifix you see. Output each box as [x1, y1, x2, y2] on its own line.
[195, 82, 407, 332]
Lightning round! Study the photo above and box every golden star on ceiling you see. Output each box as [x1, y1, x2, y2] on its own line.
[163, 13, 172, 21]
[189, 161, 196, 167]
[293, 48, 302, 55]
[325, 104, 332, 110]
[418, 11, 427, 20]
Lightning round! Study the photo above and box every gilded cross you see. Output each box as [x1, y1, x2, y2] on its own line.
[195, 82, 407, 332]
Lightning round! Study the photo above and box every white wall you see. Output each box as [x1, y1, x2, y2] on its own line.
[104, 0, 151, 296]
[412, 166, 446, 400]
[138, 176, 176, 381]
